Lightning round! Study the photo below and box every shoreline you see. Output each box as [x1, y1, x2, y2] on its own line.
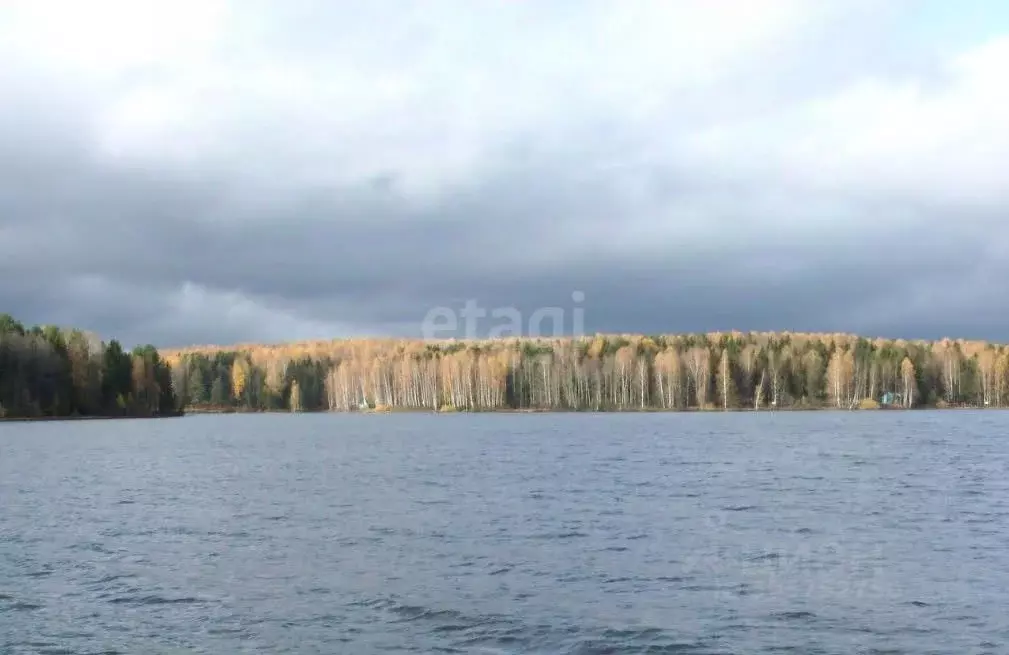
[0, 413, 185, 423]
[7, 406, 1000, 422]
[181, 405, 1003, 416]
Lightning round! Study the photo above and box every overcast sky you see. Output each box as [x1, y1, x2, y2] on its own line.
[2, 1, 1009, 347]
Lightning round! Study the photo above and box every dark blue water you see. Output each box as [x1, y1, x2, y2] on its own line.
[3, 411, 1009, 654]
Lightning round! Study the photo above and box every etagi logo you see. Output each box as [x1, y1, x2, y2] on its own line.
[421, 291, 586, 339]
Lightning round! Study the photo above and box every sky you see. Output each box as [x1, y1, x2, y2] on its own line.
[2, 0, 1009, 347]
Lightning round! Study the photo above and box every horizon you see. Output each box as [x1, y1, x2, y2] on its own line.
[10, 309, 1007, 352]
[158, 329, 1009, 356]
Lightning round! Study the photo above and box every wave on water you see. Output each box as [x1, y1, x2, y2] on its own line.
[353, 597, 721, 654]
[4, 412, 1008, 653]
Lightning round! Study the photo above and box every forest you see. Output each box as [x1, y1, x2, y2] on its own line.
[0, 313, 178, 419]
[7, 314, 1007, 417]
[162, 331, 1009, 413]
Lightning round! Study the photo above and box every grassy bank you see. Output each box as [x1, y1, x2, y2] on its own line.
[178, 404, 999, 416]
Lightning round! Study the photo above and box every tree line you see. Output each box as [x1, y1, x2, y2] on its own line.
[163, 331, 1009, 412]
[0, 313, 178, 419]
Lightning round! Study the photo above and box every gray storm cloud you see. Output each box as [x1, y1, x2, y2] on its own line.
[1, 0, 1008, 347]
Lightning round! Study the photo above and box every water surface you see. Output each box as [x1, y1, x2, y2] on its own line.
[2, 411, 1008, 653]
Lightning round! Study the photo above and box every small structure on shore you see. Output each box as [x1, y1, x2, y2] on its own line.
[880, 391, 903, 407]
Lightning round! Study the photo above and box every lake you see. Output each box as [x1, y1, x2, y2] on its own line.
[2, 411, 1008, 654]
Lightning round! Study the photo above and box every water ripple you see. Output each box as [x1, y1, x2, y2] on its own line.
[2, 411, 1009, 653]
